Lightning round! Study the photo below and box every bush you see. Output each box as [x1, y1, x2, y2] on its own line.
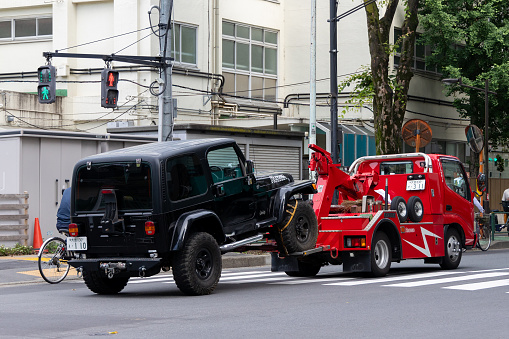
[0, 244, 34, 256]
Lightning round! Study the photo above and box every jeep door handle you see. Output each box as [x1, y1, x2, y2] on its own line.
[215, 184, 225, 197]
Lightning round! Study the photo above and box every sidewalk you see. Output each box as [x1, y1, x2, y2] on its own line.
[0, 252, 271, 286]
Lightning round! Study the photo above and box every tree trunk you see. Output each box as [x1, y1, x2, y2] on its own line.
[364, 0, 419, 154]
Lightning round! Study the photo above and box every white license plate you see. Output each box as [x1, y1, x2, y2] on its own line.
[406, 179, 425, 191]
[67, 237, 87, 251]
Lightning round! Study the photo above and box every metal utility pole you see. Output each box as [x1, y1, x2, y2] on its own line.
[329, 0, 339, 164]
[484, 78, 490, 212]
[158, 0, 174, 142]
[309, 0, 317, 179]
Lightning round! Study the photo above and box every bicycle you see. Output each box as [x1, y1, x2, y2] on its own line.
[37, 232, 75, 284]
[475, 214, 491, 251]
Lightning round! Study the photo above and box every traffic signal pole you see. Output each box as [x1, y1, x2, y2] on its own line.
[158, 0, 174, 142]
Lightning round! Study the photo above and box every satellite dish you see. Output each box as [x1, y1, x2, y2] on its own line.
[402, 119, 432, 152]
[465, 124, 484, 153]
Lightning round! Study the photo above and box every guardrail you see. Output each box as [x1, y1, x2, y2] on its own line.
[0, 193, 29, 246]
[489, 211, 509, 241]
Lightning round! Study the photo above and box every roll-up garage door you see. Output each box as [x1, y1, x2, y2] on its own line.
[250, 145, 301, 179]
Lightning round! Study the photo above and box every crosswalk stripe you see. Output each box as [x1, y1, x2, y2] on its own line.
[384, 272, 509, 287]
[444, 279, 509, 291]
[220, 272, 285, 281]
[129, 277, 173, 284]
[324, 270, 460, 286]
[270, 277, 353, 285]
[221, 276, 295, 284]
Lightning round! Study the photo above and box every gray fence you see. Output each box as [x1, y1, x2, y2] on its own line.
[0, 193, 29, 246]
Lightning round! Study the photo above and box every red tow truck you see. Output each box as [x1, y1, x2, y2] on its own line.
[271, 144, 476, 277]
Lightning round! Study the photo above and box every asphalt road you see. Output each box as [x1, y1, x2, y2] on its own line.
[1, 249, 509, 338]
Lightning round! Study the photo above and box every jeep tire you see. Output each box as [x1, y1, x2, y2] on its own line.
[279, 200, 318, 253]
[82, 270, 129, 295]
[172, 232, 222, 296]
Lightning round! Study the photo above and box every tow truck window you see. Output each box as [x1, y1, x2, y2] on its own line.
[380, 161, 413, 175]
[441, 159, 469, 200]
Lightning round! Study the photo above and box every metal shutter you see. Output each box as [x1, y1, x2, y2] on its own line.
[250, 145, 301, 179]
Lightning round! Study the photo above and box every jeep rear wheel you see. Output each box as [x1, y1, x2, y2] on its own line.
[279, 200, 318, 253]
[172, 232, 222, 296]
[82, 270, 129, 295]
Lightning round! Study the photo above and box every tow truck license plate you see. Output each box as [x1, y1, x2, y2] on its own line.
[67, 237, 87, 251]
[406, 179, 425, 191]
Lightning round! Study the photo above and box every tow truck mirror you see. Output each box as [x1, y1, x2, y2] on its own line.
[477, 173, 486, 193]
[246, 160, 254, 175]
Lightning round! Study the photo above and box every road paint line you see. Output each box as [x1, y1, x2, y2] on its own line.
[444, 279, 509, 291]
[221, 276, 294, 284]
[270, 277, 353, 285]
[384, 272, 509, 287]
[325, 270, 460, 286]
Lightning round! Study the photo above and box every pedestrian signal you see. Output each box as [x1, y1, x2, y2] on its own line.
[38, 65, 56, 104]
[101, 69, 119, 108]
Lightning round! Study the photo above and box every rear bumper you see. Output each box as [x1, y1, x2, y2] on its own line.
[69, 257, 162, 277]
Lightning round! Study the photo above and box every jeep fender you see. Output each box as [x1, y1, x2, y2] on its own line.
[274, 180, 317, 224]
[170, 209, 225, 251]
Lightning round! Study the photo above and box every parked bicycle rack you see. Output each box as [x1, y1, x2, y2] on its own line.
[489, 211, 509, 241]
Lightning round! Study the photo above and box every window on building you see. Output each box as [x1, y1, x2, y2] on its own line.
[0, 17, 52, 41]
[222, 21, 278, 101]
[171, 23, 197, 65]
[393, 27, 438, 74]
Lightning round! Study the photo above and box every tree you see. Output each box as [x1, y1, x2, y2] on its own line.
[363, 0, 420, 154]
[419, 0, 509, 148]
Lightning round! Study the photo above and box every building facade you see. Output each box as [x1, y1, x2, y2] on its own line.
[0, 0, 504, 176]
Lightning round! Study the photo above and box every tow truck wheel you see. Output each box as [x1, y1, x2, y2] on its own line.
[407, 196, 424, 222]
[82, 270, 129, 295]
[285, 261, 321, 277]
[371, 232, 391, 277]
[390, 196, 407, 223]
[172, 232, 222, 296]
[279, 200, 318, 253]
[440, 228, 462, 270]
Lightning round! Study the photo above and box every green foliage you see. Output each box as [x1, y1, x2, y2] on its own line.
[338, 66, 374, 115]
[0, 243, 34, 256]
[419, 0, 509, 147]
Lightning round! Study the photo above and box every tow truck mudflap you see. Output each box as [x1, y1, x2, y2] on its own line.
[271, 246, 372, 273]
[69, 258, 162, 278]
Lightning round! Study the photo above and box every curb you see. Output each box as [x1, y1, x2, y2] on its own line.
[222, 253, 271, 269]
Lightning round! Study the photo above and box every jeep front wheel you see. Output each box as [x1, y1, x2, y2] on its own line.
[279, 200, 318, 253]
[172, 232, 222, 296]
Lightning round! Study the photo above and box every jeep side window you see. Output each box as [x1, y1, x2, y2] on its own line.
[207, 146, 244, 184]
[441, 159, 469, 200]
[166, 155, 207, 201]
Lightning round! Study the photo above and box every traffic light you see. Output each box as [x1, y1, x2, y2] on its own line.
[101, 68, 119, 108]
[37, 65, 56, 104]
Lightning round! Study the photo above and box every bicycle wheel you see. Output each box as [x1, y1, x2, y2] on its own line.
[38, 237, 70, 284]
[477, 224, 491, 251]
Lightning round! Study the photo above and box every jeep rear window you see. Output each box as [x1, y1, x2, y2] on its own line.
[75, 162, 152, 212]
[380, 161, 413, 175]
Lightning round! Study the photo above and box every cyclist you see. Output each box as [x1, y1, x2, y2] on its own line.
[56, 187, 71, 234]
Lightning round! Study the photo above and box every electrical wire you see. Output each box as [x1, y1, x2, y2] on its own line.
[55, 26, 156, 53]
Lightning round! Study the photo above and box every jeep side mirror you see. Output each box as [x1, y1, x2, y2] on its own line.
[246, 160, 254, 175]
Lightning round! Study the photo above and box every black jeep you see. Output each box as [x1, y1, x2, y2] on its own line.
[68, 138, 317, 295]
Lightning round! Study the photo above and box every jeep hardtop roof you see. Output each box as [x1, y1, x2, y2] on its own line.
[74, 138, 238, 167]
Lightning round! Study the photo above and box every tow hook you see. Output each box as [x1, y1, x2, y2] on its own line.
[139, 266, 147, 278]
[76, 266, 83, 279]
[99, 262, 126, 279]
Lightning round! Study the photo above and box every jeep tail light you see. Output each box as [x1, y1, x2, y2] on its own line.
[345, 236, 366, 248]
[145, 221, 155, 235]
[69, 223, 79, 237]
